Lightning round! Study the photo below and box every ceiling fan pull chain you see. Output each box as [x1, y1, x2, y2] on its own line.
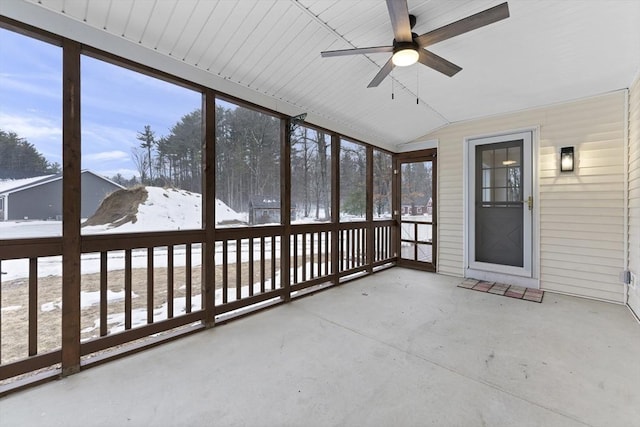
[391, 71, 395, 100]
[416, 67, 419, 105]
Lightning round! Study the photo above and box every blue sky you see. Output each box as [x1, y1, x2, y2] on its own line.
[0, 27, 202, 179]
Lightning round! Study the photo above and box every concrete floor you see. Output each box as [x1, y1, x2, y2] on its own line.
[2, 268, 639, 427]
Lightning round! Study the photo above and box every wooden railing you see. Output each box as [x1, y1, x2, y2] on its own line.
[0, 221, 395, 390]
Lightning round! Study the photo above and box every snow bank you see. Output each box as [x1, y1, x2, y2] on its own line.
[82, 186, 244, 233]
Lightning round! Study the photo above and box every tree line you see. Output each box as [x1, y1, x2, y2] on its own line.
[127, 107, 393, 219]
[129, 104, 282, 214]
[0, 129, 61, 179]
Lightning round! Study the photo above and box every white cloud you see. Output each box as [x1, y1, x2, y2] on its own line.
[0, 112, 61, 141]
[81, 122, 137, 150]
[0, 73, 60, 100]
[83, 150, 130, 162]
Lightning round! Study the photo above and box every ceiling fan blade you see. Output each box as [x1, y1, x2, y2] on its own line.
[386, 0, 413, 42]
[418, 49, 462, 77]
[416, 2, 510, 47]
[367, 58, 395, 88]
[321, 46, 393, 58]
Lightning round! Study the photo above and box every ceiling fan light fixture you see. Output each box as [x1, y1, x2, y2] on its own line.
[392, 46, 419, 67]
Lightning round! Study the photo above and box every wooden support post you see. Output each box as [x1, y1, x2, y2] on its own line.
[331, 134, 340, 284]
[392, 154, 400, 261]
[202, 90, 216, 327]
[281, 118, 291, 301]
[366, 146, 374, 272]
[61, 39, 81, 376]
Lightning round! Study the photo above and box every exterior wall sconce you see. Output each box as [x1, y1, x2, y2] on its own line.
[560, 146, 574, 172]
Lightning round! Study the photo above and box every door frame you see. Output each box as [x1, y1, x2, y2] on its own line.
[395, 149, 437, 272]
[463, 128, 540, 288]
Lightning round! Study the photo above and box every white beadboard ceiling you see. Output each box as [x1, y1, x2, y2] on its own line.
[1, 0, 639, 152]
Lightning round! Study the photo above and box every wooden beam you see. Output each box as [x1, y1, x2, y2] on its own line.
[61, 39, 81, 376]
[202, 89, 216, 326]
[281, 118, 291, 301]
[366, 146, 374, 272]
[331, 135, 340, 283]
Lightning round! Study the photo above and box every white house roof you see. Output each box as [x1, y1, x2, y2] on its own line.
[0, 175, 55, 195]
[0, 171, 123, 196]
[2, 0, 639, 152]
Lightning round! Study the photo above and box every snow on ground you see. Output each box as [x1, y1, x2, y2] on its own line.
[0, 239, 283, 281]
[0, 188, 335, 282]
[82, 187, 245, 233]
[0, 220, 62, 239]
[41, 289, 139, 312]
[0, 186, 252, 280]
[0, 186, 245, 239]
[79, 262, 323, 338]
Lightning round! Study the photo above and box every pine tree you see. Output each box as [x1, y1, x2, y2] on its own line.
[0, 129, 60, 179]
[136, 125, 156, 183]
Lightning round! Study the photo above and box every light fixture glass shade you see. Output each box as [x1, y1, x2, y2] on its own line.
[560, 146, 574, 172]
[392, 48, 419, 67]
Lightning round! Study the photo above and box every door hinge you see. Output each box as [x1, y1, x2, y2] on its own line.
[526, 196, 533, 210]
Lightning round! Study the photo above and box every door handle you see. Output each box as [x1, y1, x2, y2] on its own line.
[525, 196, 533, 211]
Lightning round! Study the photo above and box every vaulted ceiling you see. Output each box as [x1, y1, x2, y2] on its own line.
[2, 0, 639, 152]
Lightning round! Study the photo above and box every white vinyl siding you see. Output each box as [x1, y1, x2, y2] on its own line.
[628, 75, 640, 316]
[427, 91, 626, 302]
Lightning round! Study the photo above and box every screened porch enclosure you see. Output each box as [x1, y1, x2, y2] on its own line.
[0, 20, 402, 392]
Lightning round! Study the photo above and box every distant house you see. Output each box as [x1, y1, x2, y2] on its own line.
[249, 196, 296, 225]
[400, 196, 432, 216]
[0, 171, 123, 221]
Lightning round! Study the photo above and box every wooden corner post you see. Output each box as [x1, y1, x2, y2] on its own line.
[281, 118, 292, 301]
[61, 39, 82, 376]
[202, 90, 216, 327]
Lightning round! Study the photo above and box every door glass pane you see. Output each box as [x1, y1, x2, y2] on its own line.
[482, 150, 493, 168]
[494, 168, 507, 188]
[506, 146, 520, 166]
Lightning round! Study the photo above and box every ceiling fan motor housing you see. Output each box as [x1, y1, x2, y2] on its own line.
[392, 40, 420, 66]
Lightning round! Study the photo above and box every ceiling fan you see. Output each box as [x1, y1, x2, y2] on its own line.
[321, 0, 510, 88]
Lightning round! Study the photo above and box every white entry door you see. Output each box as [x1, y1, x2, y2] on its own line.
[466, 131, 536, 287]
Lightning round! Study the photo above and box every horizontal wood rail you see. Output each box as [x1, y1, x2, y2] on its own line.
[0, 237, 62, 260]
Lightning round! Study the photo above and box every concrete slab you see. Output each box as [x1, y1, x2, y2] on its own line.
[1, 268, 638, 426]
